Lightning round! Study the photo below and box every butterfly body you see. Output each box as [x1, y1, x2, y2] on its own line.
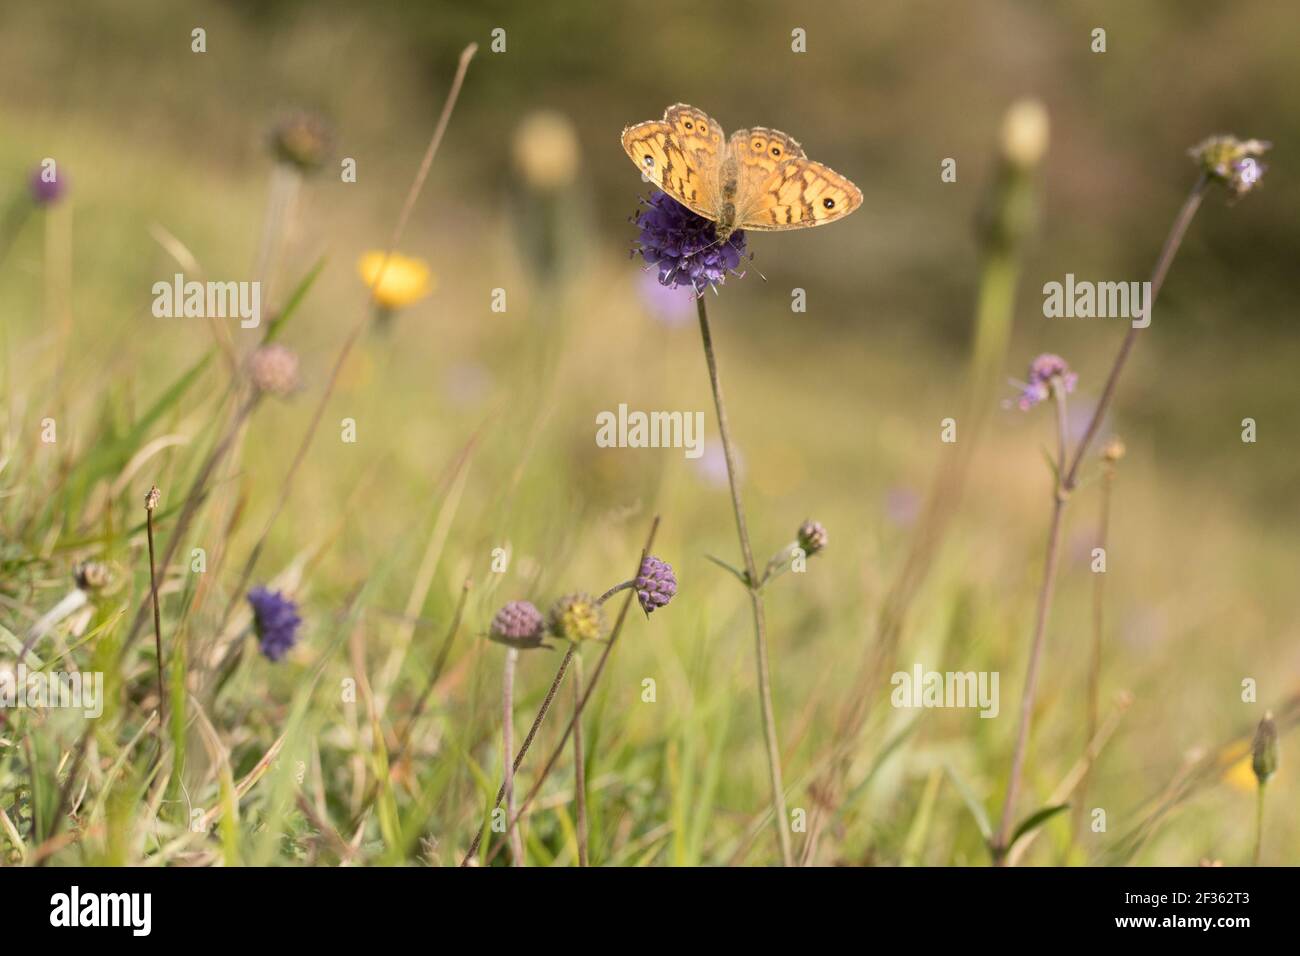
[622, 104, 862, 243]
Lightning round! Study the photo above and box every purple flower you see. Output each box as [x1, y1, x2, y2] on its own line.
[29, 166, 67, 206]
[633, 191, 747, 295]
[637, 270, 695, 326]
[1014, 353, 1077, 410]
[247, 587, 302, 662]
[489, 600, 547, 649]
[797, 520, 829, 556]
[635, 555, 677, 614]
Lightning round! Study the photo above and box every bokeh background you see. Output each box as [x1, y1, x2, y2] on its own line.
[1, 0, 1296, 865]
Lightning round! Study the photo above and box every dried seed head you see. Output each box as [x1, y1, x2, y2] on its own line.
[145, 485, 161, 512]
[74, 560, 115, 593]
[1101, 437, 1127, 463]
[269, 111, 333, 174]
[249, 343, 301, 396]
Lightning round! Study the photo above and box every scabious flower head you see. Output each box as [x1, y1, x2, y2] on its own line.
[248, 343, 300, 397]
[489, 600, 547, 649]
[270, 111, 333, 174]
[634, 556, 677, 614]
[1252, 711, 1278, 785]
[358, 251, 434, 311]
[1188, 135, 1271, 199]
[1015, 353, 1077, 410]
[633, 190, 747, 296]
[29, 165, 67, 206]
[248, 587, 302, 662]
[547, 593, 604, 643]
[797, 520, 829, 556]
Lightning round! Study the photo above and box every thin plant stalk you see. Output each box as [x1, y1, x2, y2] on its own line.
[145, 486, 165, 736]
[220, 43, 478, 620]
[466, 516, 659, 867]
[502, 648, 525, 866]
[1074, 456, 1115, 844]
[992, 174, 1210, 863]
[695, 294, 792, 867]
[991, 383, 1069, 863]
[1252, 781, 1267, 866]
[572, 650, 588, 866]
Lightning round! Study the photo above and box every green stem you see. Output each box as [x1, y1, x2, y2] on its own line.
[573, 651, 588, 867]
[1253, 782, 1266, 866]
[695, 295, 793, 867]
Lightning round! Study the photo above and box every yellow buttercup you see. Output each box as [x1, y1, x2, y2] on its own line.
[621, 103, 862, 243]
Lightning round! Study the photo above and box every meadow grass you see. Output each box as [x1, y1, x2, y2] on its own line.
[1, 6, 1296, 869]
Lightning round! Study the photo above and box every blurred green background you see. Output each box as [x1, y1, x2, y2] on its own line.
[1, 0, 1296, 865]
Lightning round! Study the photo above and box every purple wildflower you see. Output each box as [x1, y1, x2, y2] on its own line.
[489, 600, 547, 649]
[797, 520, 829, 556]
[635, 555, 677, 614]
[29, 166, 67, 206]
[633, 190, 747, 295]
[247, 587, 302, 662]
[1014, 353, 1077, 410]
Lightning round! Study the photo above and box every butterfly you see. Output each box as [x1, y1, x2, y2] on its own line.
[621, 103, 862, 244]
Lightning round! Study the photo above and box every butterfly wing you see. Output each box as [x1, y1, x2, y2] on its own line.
[729, 127, 862, 231]
[621, 104, 725, 221]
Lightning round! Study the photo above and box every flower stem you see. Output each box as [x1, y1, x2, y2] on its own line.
[468, 516, 660, 867]
[992, 384, 1069, 863]
[145, 487, 165, 740]
[1074, 459, 1114, 845]
[502, 648, 525, 866]
[695, 295, 793, 867]
[1252, 782, 1266, 866]
[992, 175, 1210, 864]
[1062, 175, 1209, 491]
[572, 651, 588, 866]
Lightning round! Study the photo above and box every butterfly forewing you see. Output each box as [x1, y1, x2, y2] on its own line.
[621, 105, 724, 222]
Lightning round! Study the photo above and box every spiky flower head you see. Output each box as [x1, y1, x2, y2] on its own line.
[1252, 711, 1278, 785]
[1188, 135, 1271, 199]
[797, 520, 829, 556]
[247, 587, 303, 662]
[634, 190, 747, 296]
[29, 165, 67, 206]
[489, 600, 548, 649]
[635, 556, 677, 614]
[1015, 353, 1077, 411]
[548, 593, 604, 643]
[145, 485, 161, 512]
[248, 343, 301, 397]
[270, 111, 333, 174]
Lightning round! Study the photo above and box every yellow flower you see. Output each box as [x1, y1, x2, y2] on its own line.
[357, 251, 434, 310]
